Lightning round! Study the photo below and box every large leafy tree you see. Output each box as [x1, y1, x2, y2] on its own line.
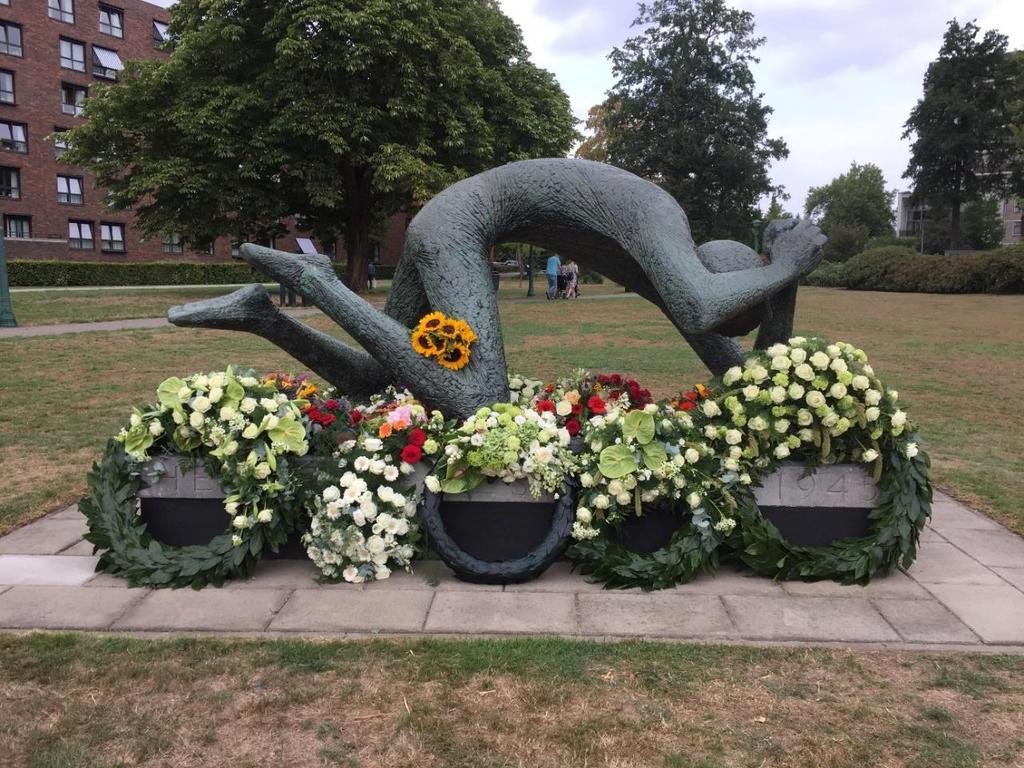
[64, 0, 576, 290]
[804, 162, 894, 260]
[902, 19, 1022, 250]
[599, 0, 787, 242]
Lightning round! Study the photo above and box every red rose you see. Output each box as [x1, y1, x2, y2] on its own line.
[537, 399, 556, 413]
[680, 400, 695, 411]
[565, 418, 581, 436]
[350, 410, 364, 426]
[684, 390, 698, 402]
[587, 395, 606, 415]
[407, 427, 427, 446]
[324, 399, 339, 410]
[400, 444, 423, 464]
[319, 412, 336, 427]
[571, 403, 583, 415]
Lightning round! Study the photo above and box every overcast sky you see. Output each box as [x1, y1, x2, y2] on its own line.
[148, 0, 1023, 212]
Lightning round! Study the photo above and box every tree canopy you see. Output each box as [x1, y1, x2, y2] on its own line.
[595, 0, 787, 243]
[804, 162, 894, 260]
[64, 0, 577, 290]
[902, 19, 1022, 250]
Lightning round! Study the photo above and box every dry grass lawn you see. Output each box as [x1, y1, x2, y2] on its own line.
[1, 634, 1022, 768]
[1, 286, 1022, 536]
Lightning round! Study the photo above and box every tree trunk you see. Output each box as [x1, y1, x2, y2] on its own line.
[949, 203, 962, 251]
[343, 165, 373, 293]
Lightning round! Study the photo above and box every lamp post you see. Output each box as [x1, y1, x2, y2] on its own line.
[0, 229, 18, 328]
[526, 243, 535, 297]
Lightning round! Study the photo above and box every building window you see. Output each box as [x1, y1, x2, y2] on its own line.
[231, 241, 241, 258]
[61, 83, 87, 116]
[152, 20, 170, 46]
[92, 46, 122, 79]
[60, 38, 85, 71]
[57, 174, 84, 204]
[0, 69, 12, 103]
[99, 5, 123, 38]
[52, 128, 70, 157]
[1013, 221, 1023, 237]
[0, 166, 19, 199]
[101, 222, 125, 252]
[48, 0, 74, 24]
[69, 220, 94, 250]
[0, 120, 26, 152]
[0, 22, 21, 57]
[161, 232, 183, 254]
[4, 214, 30, 238]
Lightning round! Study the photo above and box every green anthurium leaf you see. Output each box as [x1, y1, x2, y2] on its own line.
[622, 411, 655, 445]
[157, 376, 188, 412]
[267, 417, 306, 454]
[598, 444, 639, 479]
[124, 425, 154, 458]
[641, 441, 668, 470]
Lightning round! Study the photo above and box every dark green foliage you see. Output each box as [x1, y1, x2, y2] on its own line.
[864, 235, 919, 251]
[80, 441, 299, 589]
[62, 0, 576, 291]
[821, 222, 871, 263]
[602, 0, 787, 242]
[902, 20, 1023, 249]
[961, 197, 1005, 251]
[8, 260, 396, 287]
[805, 162, 895, 262]
[806, 245, 1024, 293]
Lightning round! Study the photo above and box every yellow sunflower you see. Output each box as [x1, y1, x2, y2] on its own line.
[411, 329, 439, 357]
[453, 319, 478, 343]
[417, 311, 446, 332]
[437, 344, 470, 371]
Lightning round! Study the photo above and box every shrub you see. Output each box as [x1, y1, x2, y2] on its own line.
[7, 260, 397, 287]
[821, 222, 869, 263]
[805, 245, 1024, 293]
[863, 235, 919, 251]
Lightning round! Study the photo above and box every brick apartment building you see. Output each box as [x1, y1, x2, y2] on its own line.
[0, 0, 410, 264]
[895, 191, 1023, 247]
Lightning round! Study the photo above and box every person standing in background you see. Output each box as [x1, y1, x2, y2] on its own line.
[545, 253, 561, 300]
[367, 259, 377, 291]
[562, 259, 580, 299]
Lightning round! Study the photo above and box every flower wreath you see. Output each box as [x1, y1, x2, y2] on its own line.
[303, 388, 447, 583]
[566, 339, 932, 590]
[81, 368, 313, 589]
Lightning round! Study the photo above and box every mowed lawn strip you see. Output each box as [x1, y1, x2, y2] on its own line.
[0, 287, 1021, 535]
[0, 633, 1021, 768]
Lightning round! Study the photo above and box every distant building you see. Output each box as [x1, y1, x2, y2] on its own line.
[895, 191, 1022, 246]
[0, 0, 409, 264]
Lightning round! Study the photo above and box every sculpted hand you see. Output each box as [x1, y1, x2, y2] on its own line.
[764, 219, 827, 279]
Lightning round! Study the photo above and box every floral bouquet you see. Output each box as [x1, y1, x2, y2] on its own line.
[570, 400, 744, 542]
[425, 402, 574, 499]
[706, 337, 919, 475]
[115, 366, 310, 547]
[303, 388, 446, 583]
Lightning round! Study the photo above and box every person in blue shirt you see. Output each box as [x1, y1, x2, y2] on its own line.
[545, 253, 561, 299]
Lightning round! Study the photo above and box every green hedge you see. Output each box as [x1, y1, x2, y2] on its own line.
[7, 260, 398, 287]
[805, 245, 1024, 294]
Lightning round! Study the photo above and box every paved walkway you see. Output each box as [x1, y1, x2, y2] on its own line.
[1, 492, 1022, 649]
[0, 308, 320, 338]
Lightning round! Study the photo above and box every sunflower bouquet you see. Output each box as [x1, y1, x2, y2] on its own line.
[411, 311, 478, 371]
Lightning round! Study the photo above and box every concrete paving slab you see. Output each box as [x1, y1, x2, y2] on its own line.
[115, 588, 289, 632]
[504, 562, 623, 593]
[723, 595, 900, 643]
[929, 503, 1004, 533]
[361, 561, 502, 592]
[671, 567, 787, 596]
[59, 540, 95, 556]
[271, 589, 433, 633]
[903, 543, 1004, 586]
[425, 591, 576, 635]
[872, 598, 979, 644]
[0, 585, 141, 629]
[994, 568, 1024, 593]
[924, 583, 1024, 644]
[0, 555, 100, 586]
[780, 571, 930, 599]
[51, 505, 85, 520]
[222, 560, 321, 590]
[0, 518, 90, 555]
[919, 527, 947, 543]
[578, 593, 733, 638]
[940, 528, 1024, 569]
